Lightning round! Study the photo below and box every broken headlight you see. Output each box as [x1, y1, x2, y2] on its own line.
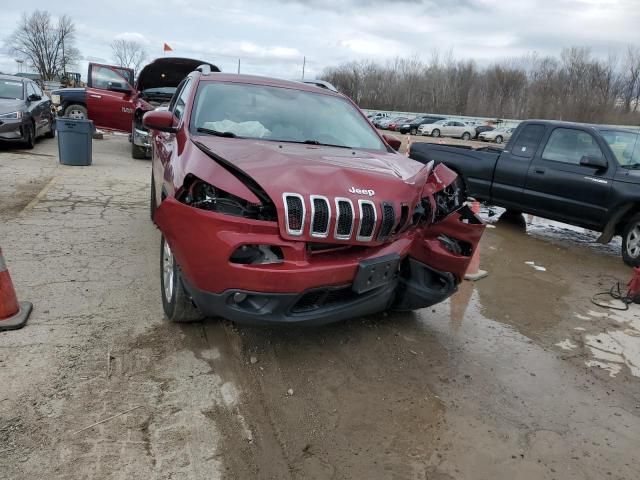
[433, 179, 464, 222]
[178, 176, 277, 221]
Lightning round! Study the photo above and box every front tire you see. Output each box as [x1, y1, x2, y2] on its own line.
[44, 117, 56, 138]
[23, 123, 35, 149]
[431, 129, 441, 138]
[495, 136, 504, 144]
[622, 213, 640, 266]
[150, 172, 157, 220]
[132, 143, 148, 159]
[462, 132, 471, 141]
[160, 235, 203, 323]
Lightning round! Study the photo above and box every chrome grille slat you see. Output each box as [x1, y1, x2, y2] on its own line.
[310, 195, 331, 238]
[378, 202, 395, 240]
[283, 194, 399, 243]
[283, 193, 305, 236]
[334, 197, 355, 240]
[357, 200, 377, 241]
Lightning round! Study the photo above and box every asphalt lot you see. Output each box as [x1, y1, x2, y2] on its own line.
[1, 135, 639, 480]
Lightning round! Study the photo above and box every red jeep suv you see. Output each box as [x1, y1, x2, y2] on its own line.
[145, 70, 485, 324]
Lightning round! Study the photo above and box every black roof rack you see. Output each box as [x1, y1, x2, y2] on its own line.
[301, 80, 339, 93]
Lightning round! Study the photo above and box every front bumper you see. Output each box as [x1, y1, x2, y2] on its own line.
[183, 258, 456, 325]
[0, 119, 27, 142]
[154, 198, 484, 325]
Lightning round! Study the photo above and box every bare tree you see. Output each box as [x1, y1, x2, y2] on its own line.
[322, 45, 640, 125]
[5, 10, 79, 80]
[111, 39, 147, 75]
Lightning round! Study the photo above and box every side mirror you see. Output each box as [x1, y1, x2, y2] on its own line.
[143, 109, 178, 133]
[383, 134, 402, 152]
[580, 155, 607, 169]
[27, 94, 41, 102]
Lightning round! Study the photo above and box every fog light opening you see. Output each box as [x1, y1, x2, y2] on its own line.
[230, 245, 284, 265]
[233, 292, 248, 303]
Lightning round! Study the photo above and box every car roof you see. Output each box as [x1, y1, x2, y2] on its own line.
[197, 73, 344, 98]
[525, 119, 638, 135]
[0, 74, 25, 83]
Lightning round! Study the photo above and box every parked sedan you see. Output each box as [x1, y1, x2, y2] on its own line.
[418, 119, 476, 140]
[399, 116, 446, 135]
[376, 116, 408, 130]
[387, 117, 413, 131]
[474, 125, 495, 139]
[478, 127, 514, 144]
[0, 74, 55, 148]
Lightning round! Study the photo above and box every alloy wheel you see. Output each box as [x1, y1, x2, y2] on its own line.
[162, 240, 175, 301]
[627, 224, 640, 258]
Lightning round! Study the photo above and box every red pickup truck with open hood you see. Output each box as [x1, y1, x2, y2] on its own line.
[143, 70, 486, 325]
[50, 57, 219, 158]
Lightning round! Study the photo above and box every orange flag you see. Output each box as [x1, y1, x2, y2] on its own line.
[163, 43, 173, 52]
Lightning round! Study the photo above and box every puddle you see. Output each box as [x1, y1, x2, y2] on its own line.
[565, 308, 640, 378]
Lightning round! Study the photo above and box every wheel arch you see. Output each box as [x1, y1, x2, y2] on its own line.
[596, 202, 638, 244]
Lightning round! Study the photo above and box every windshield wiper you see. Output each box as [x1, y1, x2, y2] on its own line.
[625, 163, 640, 169]
[196, 127, 237, 138]
[300, 139, 352, 149]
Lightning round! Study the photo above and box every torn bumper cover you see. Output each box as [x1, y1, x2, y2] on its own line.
[154, 198, 484, 325]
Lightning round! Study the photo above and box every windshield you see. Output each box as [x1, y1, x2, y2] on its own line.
[601, 130, 640, 167]
[191, 82, 386, 150]
[0, 80, 23, 100]
[434, 120, 447, 125]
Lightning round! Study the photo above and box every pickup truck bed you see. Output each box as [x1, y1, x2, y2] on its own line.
[409, 120, 640, 266]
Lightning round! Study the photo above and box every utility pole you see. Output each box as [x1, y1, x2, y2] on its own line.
[62, 36, 66, 79]
[238, 58, 241, 74]
[302, 56, 306, 81]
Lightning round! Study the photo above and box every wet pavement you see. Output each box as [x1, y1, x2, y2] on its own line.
[0, 136, 639, 479]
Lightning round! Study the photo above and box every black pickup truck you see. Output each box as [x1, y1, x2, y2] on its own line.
[409, 120, 640, 265]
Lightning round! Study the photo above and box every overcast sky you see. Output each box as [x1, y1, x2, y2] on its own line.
[1, 0, 639, 80]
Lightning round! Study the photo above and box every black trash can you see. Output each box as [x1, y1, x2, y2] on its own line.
[57, 118, 94, 166]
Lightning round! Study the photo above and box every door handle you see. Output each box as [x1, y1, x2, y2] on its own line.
[534, 168, 545, 174]
[89, 94, 102, 99]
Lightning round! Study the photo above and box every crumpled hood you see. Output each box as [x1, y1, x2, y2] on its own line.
[189, 137, 434, 244]
[193, 136, 429, 194]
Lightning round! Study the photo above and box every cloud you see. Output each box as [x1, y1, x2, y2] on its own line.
[0, 0, 637, 78]
[114, 32, 151, 45]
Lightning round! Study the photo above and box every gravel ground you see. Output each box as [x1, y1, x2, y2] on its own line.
[1, 135, 639, 480]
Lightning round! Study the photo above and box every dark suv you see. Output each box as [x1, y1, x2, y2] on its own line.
[144, 72, 485, 324]
[0, 74, 55, 148]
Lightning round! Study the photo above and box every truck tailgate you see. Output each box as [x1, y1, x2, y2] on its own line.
[409, 143, 501, 201]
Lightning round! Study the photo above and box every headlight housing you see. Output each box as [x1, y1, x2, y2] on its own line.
[51, 94, 61, 105]
[0, 111, 22, 120]
[178, 175, 277, 221]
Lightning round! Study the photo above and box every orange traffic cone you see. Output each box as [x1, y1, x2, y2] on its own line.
[464, 201, 488, 281]
[0, 248, 32, 331]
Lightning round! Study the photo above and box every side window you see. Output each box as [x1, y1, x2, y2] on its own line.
[542, 128, 604, 165]
[91, 66, 129, 90]
[512, 124, 545, 159]
[172, 78, 192, 120]
[26, 82, 36, 98]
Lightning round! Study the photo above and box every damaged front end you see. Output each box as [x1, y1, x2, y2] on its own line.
[154, 154, 484, 325]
